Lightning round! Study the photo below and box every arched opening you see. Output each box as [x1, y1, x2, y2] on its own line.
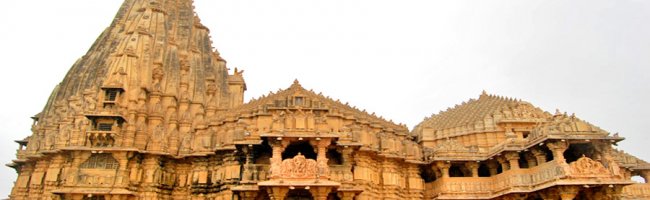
[286, 189, 313, 200]
[420, 165, 437, 182]
[564, 143, 595, 163]
[541, 145, 554, 162]
[326, 149, 343, 165]
[518, 152, 530, 169]
[449, 164, 470, 177]
[282, 141, 317, 160]
[254, 139, 273, 164]
[478, 164, 491, 177]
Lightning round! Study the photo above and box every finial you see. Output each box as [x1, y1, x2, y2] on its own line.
[292, 79, 301, 87]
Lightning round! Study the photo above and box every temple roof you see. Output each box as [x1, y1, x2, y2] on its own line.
[217, 80, 408, 132]
[415, 91, 550, 132]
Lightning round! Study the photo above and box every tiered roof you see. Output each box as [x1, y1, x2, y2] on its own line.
[214, 80, 408, 133]
[414, 91, 550, 137]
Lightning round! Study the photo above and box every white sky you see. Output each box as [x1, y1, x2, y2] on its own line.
[0, 0, 649, 197]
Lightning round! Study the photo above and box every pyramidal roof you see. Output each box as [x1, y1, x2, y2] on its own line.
[40, 0, 233, 122]
[415, 91, 551, 131]
[217, 80, 409, 132]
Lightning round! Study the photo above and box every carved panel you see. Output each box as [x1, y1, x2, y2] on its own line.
[569, 155, 610, 176]
[272, 153, 321, 179]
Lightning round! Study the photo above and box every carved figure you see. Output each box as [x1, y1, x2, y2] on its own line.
[569, 155, 610, 176]
[274, 153, 319, 179]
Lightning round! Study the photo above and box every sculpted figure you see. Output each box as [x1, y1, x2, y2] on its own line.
[46, 132, 56, 150]
[152, 65, 164, 91]
[179, 133, 192, 154]
[68, 96, 83, 115]
[271, 111, 285, 131]
[83, 90, 97, 112]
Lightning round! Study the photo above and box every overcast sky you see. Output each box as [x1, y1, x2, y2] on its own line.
[0, 0, 649, 197]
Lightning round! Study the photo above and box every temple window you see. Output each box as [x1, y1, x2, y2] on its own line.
[294, 96, 304, 106]
[104, 89, 120, 102]
[97, 123, 113, 131]
[80, 154, 119, 169]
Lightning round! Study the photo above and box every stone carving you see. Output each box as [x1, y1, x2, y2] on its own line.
[152, 64, 164, 91]
[275, 153, 319, 179]
[433, 139, 470, 153]
[569, 155, 610, 176]
[10, 1, 650, 200]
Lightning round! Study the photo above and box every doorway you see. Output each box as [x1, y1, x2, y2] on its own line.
[286, 189, 313, 200]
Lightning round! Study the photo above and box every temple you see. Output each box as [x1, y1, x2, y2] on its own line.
[7, 0, 650, 199]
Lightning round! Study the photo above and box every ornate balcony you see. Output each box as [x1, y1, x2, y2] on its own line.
[426, 158, 634, 199]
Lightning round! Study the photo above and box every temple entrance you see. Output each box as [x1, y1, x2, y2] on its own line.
[282, 141, 317, 160]
[285, 189, 313, 200]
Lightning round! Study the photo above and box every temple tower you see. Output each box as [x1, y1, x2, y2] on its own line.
[8, 0, 244, 199]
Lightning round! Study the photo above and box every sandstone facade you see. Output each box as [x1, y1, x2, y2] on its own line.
[8, 0, 650, 199]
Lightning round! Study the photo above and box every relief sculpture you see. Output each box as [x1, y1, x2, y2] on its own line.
[275, 153, 319, 179]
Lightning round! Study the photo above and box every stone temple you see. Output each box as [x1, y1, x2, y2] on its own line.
[7, 0, 650, 200]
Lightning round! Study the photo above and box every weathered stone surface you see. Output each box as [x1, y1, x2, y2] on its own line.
[8, 0, 650, 200]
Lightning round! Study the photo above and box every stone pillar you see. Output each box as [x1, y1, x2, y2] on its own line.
[114, 152, 129, 186]
[340, 147, 354, 182]
[505, 152, 520, 170]
[436, 162, 451, 178]
[269, 140, 286, 178]
[314, 139, 331, 178]
[407, 164, 424, 199]
[338, 191, 356, 200]
[487, 162, 499, 176]
[531, 148, 547, 164]
[497, 157, 510, 171]
[310, 187, 332, 200]
[242, 146, 254, 182]
[547, 141, 569, 163]
[526, 154, 537, 168]
[558, 186, 579, 200]
[465, 162, 479, 177]
[267, 187, 288, 200]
